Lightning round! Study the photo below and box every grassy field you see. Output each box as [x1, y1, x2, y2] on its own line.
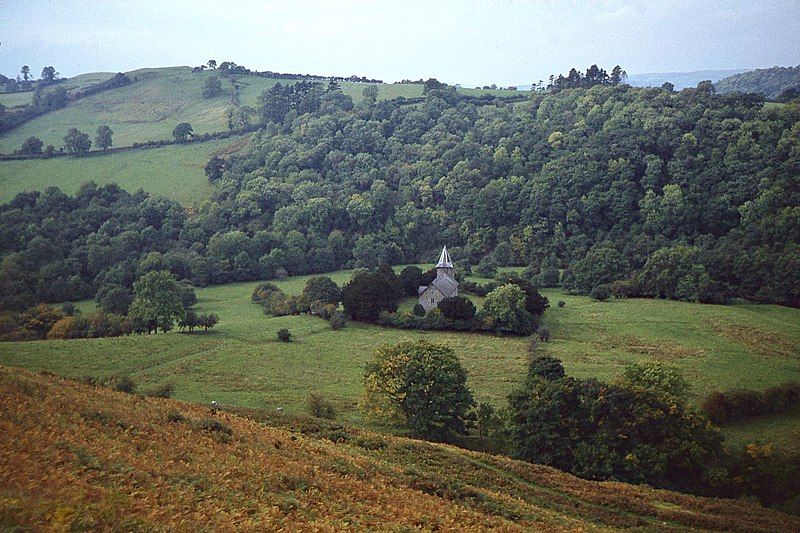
[0, 135, 250, 205]
[1, 268, 798, 450]
[4, 366, 795, 531]
[0, 66, 528, 154]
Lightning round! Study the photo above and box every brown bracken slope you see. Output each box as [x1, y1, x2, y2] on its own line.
[1, 365, 798, 532]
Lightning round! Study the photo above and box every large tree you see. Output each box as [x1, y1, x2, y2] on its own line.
[62, 128, 92, 154]
[172, 122, 193, 142]
[341, 265, 401, 321]
[202, 76, 223, 98]
[40, 66, 57, 83]
[128, 271, 186, 333]
[19, 136, 43, 155]
[363, 340, 474, 440]
[95, 125, 113, 150]
[20, 65, 30, 81]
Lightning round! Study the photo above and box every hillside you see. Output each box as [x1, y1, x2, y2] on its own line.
[1, 365, 796, 531]
[2, 273, 798, 449]
[715, 66, 800, 99]
[626, 69, 749, 90]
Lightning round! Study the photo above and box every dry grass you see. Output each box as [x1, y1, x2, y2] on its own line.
[1, 366, 797, 532]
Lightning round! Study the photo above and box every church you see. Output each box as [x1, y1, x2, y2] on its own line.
[418, 246, 459, 312]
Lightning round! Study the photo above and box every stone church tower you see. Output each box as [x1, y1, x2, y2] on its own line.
[417, 246, 459, 311]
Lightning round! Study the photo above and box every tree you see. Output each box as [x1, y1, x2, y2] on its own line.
[482, 284, 535, 334]
[302, 275, 341, 304]
[40, 66, 57, 83]
[619, 360, 689, 401]
[207, 59, 217, 69]
[128, 271, 186, 333]
[21, 65, 29, 82]
[398, 265, 424, 296]
[363, 340, 474, 440]
[19, 136, 43, 155]
[62, 128, 92, 154]
[341, 265, 401, 321]
[565, 244, 630, 294]
[96, 284, 133, 315]
[528, 355, 565, 380]
[437, 296, 476, 320]
[172, 122, 193, 142]
[204, 156, 225, 182]
[95, 125, 113, 150]
[202, 76, 223, 98]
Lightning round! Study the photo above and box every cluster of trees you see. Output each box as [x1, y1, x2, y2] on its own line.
[15, 125, 114, 156]
[2, 74, 798, 308]
[192, 59, 383, 84]
[251, 276, 346, 328]
[701, 382, 800, 424]
[715, 65, 800, 100]
[1, 65, 59, 93]
[548, 64, 627, 91]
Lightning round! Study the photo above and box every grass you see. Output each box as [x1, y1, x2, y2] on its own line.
[0, 135, 249, 205]
[3, 366, 795, 531]
[0, 66, 529, 154]
[1, 268, 798, 452]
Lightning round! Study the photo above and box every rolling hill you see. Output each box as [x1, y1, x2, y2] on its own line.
[715, 65, 800, 99]
[626, 69, 750, 90]
[1, 365, 796, 531]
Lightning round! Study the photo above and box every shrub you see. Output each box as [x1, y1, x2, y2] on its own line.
[537, 325, 551, 342]
[701, 382, 800, 424]
[399, 265, 425, 296]
[302, 276, 341, 304]
[144, 382, 175, 398]
[252, 282, 280, 303]
[166, 411, 186, 423]
[590, 284, 611, 301]
[341, 265, 402, 321]
[412, 303, 426, 316]
[557, 300, 566, 308]
[197, 418, 232, 435]
[276, 328, 292, 342]
[112, 375, 136, 394]
[527, 337, 539, 357]
[437, 296, 476, 320]
[528, 356, 565, 380]
[475, 255, 498, 278]
[329, 310, 347, 330]
[307, 393, 336, 420]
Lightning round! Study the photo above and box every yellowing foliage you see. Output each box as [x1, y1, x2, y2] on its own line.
[0, 366, 797, 532]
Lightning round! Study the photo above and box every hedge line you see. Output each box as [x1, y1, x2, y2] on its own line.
[701, 382, 800, 424]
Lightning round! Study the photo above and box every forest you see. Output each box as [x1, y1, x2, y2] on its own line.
[1, 71, 798, 310]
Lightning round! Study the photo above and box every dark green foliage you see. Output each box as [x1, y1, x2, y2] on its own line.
[96, 284, 133, 315]
[197, 418, 232, 435]
[328, 310, 347, 330]
[61, 302, 78, 316]
[399, 266, 425, 296]
[508, 370, 724, 492]
[701, 382, 800, 424]
[307, 393, 336, 420]
[537, 325, 550, 342]
[501, 278, 549, 316]
[276, 328, 292, 342]
[19, 136, 43, 154]
[144, 382, 175, 398]
[437, 296, 476, 320]
[172, 122, 193, 142]
[528, 356, 565, 380]
[95, 125, 113, 150]
[590, 284, 611, 301]
[412, 303, 426, 316]
[63, 128, 92, 154]
[341, 265, 401, 321]
[204, 156, 226, 182]
[715, 66, 800, 99]
[483, 284, 536, 334]
[128, 271, 186, 334]
[557, 300, 565, 308]
[565, 244, 629, 295]
[475, 256, 498, 278]
[302, 276, 341, 305]
[112, 375, 136, 394]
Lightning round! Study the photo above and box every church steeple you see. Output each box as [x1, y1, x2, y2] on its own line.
[436, 246, 454, 278]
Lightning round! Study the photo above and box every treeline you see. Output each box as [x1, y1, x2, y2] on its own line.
[547, 64, 627, 91]
[715, 65, 800, 101]
[1, 77, 798, 308]
[192, 59, 383, 83]
[702, 382, 800, 424]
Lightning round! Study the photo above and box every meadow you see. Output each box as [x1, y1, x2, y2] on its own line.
[1, 268, 798, 448]
[0, 135, 249, 205]
[0, 67, 527, 154]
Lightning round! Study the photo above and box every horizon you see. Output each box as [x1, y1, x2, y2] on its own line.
[1, 1, 799, 87]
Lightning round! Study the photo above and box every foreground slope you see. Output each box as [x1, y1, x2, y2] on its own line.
[1, 367, 796, 531]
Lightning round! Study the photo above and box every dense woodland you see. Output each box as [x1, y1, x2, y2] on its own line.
[1, 71, 799, 309]
[716, 65, 800, 101]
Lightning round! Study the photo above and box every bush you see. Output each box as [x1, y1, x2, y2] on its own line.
[276, 328, 292, 342]
[528, 356, 565, 380]
[112, 375, 136, 394]
[412, 303, 426, 316]
[557, 300, 566, 308]
[329, 310, 347, 330]
[144, 382, 175, 398]
[307, 393, 336, 420]
[197, 418, 232, 435]
[341, 265, 402, 321]
[590, 284, 611, 301]
[437, 296, 476, 320]
[482, 284, 535, 334]
[302, 276, 341, 304]
[475, 255, 498, 278]
[701, 382, 800, 424]
[166, 411, 186, 423]
[537, 325, 551, 342]
[252, 282, 280, 303]
[399, 265, 425, 296]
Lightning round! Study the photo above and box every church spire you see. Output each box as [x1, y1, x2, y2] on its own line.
[436, 246, 453, 268]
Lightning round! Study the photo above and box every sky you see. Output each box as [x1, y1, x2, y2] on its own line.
[1, 0, 798, 87]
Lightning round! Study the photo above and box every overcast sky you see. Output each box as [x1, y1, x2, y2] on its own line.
[1, 0, 798, 86]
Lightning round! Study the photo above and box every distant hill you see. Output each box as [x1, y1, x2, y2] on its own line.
[626, 69, 750, 90]
[1, 366, 797, 531]
[715, 65, 800, 100]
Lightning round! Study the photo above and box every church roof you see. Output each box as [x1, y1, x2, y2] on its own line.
[430, 273, 459, 297]
[436, 246, 453, 268]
